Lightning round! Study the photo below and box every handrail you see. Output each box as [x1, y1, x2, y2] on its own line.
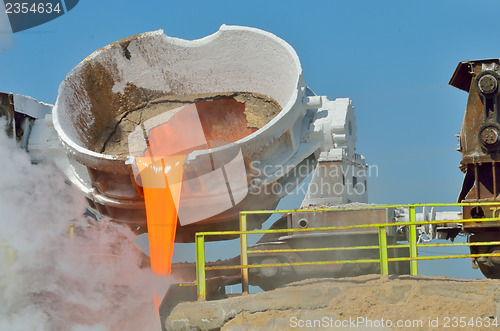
[194, 202, 500, 300]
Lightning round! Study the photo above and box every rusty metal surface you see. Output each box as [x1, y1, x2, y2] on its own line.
[453, 59, 500, 210]
[449, 60, 473, 92]
[0, 92, 14, 133]
[462, 202, 500, 230]
[0, 92, 21, 140]
[452, 59, 500, 278]
[457, 60, 500, 163]
[449, 59, 500, 92]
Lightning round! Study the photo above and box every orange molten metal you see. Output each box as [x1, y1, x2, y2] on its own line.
[135, 103, 207, 276]
[136, 156, 185, 275]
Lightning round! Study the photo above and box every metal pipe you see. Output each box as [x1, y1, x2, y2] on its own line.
[3, 242, 16, 267]
[68, 223, 74, 240]
[240, 213, 249, 295]
[204, 252, 500, 271]
[408, 206, 418, 275]
[249, 245, 380, 254]
[196, 216, 500, 238]
[195, 234, 206, 301]
[418, 241, 500, 248]
[389, 252, 500, 262]
[205, 258, 381, 271]
[378, 226, 389, 275]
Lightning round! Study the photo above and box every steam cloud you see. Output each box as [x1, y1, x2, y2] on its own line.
[0, 126, 168, 330]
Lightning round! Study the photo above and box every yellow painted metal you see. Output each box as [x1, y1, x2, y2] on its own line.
[179, 282, 197, 287]
[205, 258, 381, 271]
[388, 252, 500, 262]
[2, 243, 16, 288]
[418, 241, 500, 248]
[193, 202, 500, 299]
[249, 245, 380, 254]
[195, 234, 206, 301]
[3, 242, 16, 267]
[240, 213, 249, 295]
[378, 226, 389, 275]
[408, 206, 418, 275]
[195, 217, 500, 238]
[69, 223, 74, 240]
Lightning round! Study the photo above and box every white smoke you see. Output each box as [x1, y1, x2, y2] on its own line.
[0, 1, 13, 53]
[0, 126, 169, 330]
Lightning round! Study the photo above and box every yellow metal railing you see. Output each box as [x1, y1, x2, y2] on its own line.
[194, 202, 500, 300]
[2, 242, 16, 267]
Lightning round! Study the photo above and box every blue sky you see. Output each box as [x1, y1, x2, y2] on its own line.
[2, 0, 500, 279]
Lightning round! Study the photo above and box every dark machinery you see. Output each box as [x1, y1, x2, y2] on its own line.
[451, 59, 500, 278]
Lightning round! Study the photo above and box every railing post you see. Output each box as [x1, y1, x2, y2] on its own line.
[240, 212, 249, 295]
[378, 226, 389, 275]
[408, 206, 418, 275]
[195, 234, 206, 301]
[3, 243, 16, 267]
[69, 223, 74, 240]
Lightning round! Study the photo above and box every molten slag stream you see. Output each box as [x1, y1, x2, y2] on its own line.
[136, 155, 185, 313]
[136, 156, 186, 276]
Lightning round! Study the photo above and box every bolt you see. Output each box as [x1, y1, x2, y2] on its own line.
[478, 74, 498, 94]
[481, 126, 500, 146]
